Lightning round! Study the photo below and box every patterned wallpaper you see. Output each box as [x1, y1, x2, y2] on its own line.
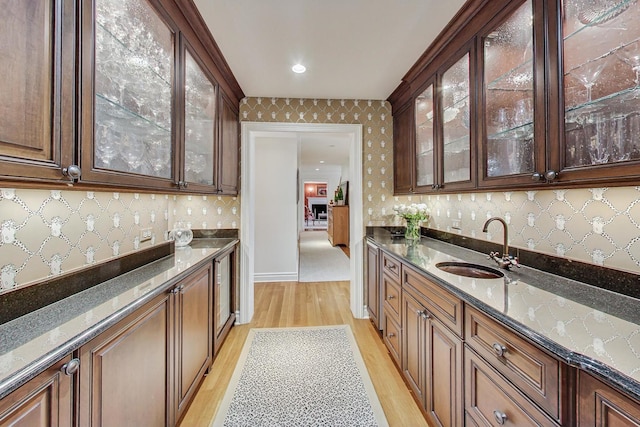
[425, 187, 640, 274]
[0, 188, 239, 293]
[239, 97, 410, 229]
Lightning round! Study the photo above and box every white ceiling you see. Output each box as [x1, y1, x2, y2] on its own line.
[299, 132, 350, 170]
[193, 0, 467, 100]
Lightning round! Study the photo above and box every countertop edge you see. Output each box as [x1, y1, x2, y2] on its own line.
[367, 235, 640, 403]
[0, 239, 238, 400]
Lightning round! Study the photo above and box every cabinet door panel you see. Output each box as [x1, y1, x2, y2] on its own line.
[81, 0, 178, 189]
[0, 0, 74, 181]
[79, 292, 173, 427]
[415, 83, 436, 189]
[557, 0, 640, 181]
[218, 95, 239, 195]
[393, 103, 414, 194]
[482, 0, 536, 180]
[183, 44, 217, 188]
[402, 291, 426, 406]
[177, 265, 212, 416]
[366, 241, 380, 329]
[441, 53, 472, 185]
[426, 319, 462, 427]
[0, 355, 72, 427]
[578, 372, 640, 426]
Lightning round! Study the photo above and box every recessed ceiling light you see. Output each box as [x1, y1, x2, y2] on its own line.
[319, 160, 325, 164]
[292, 64, 306, 74]
[315, 168, 320, 171]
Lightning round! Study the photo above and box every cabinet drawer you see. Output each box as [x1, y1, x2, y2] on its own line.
[465, 306, 562, 421]
[381, 252, 401, 282]
[465, 347, 558, 427]
[402, 264, 463, 337]
[383, 310, 402, 367]
[382, 274, 401, 322]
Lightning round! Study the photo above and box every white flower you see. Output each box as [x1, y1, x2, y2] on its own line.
[393, 203, 429, 222]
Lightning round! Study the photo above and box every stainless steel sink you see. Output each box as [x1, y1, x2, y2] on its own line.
[435, 262, 504, 279]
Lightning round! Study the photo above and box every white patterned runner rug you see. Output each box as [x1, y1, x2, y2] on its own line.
[211, 325, 389, 427]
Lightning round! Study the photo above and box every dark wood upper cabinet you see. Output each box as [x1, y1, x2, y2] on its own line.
[217, 93, 240, 195]
[0, 0, 241, 191]
[0, 0, 76, 183]
[391, 0, 640, 193]
[393, 102, 414, 194]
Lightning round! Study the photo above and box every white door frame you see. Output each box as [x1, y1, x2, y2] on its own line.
[239, 122, 364, 323]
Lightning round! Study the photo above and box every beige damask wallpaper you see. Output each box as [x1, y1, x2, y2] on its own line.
[0, 189, 239, 292]
[239, 97, 416, 229]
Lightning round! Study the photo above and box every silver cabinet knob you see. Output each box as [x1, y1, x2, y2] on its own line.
[387, 332, 396, 338]
[61, 358, 80, 376]
[544, 170, 558, 181]
[532, 172, 544, 181]
[492, 342, 507, 357]
[421, 311, 430, 320]
[387, 295, 395, 300]
[493, 410, 508, 425]
[62, 165, 82, 181]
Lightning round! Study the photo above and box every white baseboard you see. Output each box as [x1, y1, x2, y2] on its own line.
[254, 272, 298, 283]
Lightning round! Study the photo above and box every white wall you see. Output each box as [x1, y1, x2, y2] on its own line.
[254, 136, 299, 282]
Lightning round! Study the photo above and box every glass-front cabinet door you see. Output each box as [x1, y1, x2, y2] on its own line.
[81, 0, 178, 188]
[182, 44, 217, 191]
[414, 82, 436, 191]
[479, 0, 540, 187]
[556, 0, 640, 181]
[441, 52, 474, 188]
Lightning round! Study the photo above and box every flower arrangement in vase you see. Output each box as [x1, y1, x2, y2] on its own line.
[393, 203, 429, 241]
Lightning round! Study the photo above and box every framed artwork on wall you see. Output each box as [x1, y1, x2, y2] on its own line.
[317, 186, 327, 196]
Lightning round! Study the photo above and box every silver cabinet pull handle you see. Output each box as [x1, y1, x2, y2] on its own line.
[388, 332, 395, 338]
[492, 342, 507, 357]
[61, 358, 80, 376]
[387, 295, 395, 300]
[493, 410, 507, 425]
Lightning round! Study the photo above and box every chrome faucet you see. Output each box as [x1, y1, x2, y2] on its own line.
[482, 217, 519, 270]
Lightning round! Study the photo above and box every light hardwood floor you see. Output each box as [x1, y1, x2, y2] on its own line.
[179, 281, 428, 427]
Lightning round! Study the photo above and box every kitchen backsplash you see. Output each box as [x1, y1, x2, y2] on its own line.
[422, 187, 640, 274]
[0, 188, 239, 293]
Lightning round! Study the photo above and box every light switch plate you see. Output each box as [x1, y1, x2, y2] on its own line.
[140, 227, 152, 242]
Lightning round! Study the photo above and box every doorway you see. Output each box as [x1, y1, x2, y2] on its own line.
[303, 182, 328, 230]
[240, 122, 364, 323]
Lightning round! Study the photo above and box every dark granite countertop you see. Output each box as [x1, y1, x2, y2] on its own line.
[0, 238, 238, 400]
[367, 228, 640, 402]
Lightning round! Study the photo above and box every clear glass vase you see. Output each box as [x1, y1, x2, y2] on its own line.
[404, 219, 421, 240]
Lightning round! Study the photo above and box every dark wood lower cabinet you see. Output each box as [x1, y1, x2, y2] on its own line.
[402, 290, 426, 406]
[79, 292, 174, 427]
[176, 265, 212, 419]
[578, 372, 640, 426]
[425, 316, 462, 427]
[402, 288, 462, 427]
[365, 240, 381, 330]
[0, 355, 73, 427]
[78, 264, 214, 426]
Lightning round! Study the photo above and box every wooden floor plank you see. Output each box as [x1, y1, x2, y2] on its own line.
[179, 281, 428, 427]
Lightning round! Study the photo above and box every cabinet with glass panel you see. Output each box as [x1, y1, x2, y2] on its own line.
[411, 49, 475, 193]
[79, 0, 239, 193]
[392, 0, 640, 194]
[549, 0, 640, 184]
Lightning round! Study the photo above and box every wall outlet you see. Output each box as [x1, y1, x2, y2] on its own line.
[140, 227, 152, 242]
